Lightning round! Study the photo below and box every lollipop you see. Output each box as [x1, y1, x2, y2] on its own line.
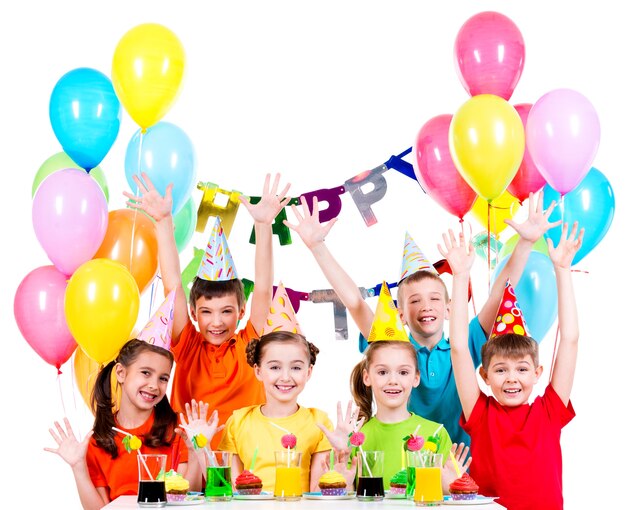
[349, 431, 365, 447]
[122, 434, 142, 453]
[192, 433, 208, 449]
[281, 434, 297, 449]
[405, 434, 425, 452]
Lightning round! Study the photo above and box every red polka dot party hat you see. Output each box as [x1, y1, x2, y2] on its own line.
[490, 279, 530, 338]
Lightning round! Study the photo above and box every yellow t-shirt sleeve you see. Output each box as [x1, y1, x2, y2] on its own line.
[218, 414, 238, 452]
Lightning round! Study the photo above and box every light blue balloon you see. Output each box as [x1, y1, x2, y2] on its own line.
[492, 252, 557, 343]
[543, 167, 615, 265]
[49, 68, 121, 171]
[125, 122, 196, 215]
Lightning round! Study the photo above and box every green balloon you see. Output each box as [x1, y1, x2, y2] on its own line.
[32, 152, 109, 202]
[499, 234, 550, 259]
[173, 197, 197, 252]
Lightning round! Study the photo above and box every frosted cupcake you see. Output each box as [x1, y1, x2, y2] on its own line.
[318, 470, 347, 496]
[235, 470, 263, 495]
[389, 468, 408, 495]
[449, 473, 479, 501]
[162, 469, 190, 502]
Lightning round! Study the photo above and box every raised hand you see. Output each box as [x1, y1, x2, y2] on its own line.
[437, 229, 475, 276]
[317, 401, 364, 454]
[123, 172, 173, 222]
[44, 418, 93, 468]
[547, 222, 584, 269]
[441, 442, 472, 492]
[176, 400, 223, 447]
[322, 449, 357, 488]
[240, 173, 291, 225]
[284, 197, 338, 251]
[505, 190, 561, 243]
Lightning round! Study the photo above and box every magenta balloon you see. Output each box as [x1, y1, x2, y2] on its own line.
[526, 89, 600, 195]
[415, 114, 477, 219]
[14, 265, 77, 370]
[453, 11, 525, 100]
[507, 103, 546, 203]
[32, 168, 108, 275]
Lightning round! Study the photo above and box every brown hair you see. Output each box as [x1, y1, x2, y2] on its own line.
[350, 341, 419, 422]
[246, 331, 319, 367]
[397, 270, 449, 306]
[91, 339, 177, 458]
[189, 277, 246, 309]
[481, 333, 539, 370]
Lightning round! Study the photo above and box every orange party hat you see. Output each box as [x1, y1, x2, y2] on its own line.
[196, 216, 238, 281]
[367, 281, 409, 342]
[490, 279, 530, 338]
[137, 289, 176, 350]
[261, 282, 303, 336]
[399, 232, 437, 281]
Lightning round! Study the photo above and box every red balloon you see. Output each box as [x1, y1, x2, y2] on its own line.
[507, 104, 546, 203]
[414, 114, 477, 220]
[454, 11, 525, 100]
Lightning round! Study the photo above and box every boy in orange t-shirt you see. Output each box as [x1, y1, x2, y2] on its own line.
[126, 173, 290, 448]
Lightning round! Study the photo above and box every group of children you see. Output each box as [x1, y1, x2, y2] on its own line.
[45, 173, 583, 510]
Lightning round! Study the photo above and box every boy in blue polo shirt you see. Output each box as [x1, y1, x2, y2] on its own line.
[285, 191, 558, 445]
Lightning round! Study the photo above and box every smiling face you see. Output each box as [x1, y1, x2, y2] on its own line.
[116, 350, 172, 412]
[191, 294, 245, 346]
[480, 354, 543, 407]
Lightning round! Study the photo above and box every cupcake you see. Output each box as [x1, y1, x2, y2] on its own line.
[162, 469, 190, 502]
[318, 470, 347, 496]
[235, 470, 263, 495]
[449, 473, 479, 501]
[389, 468, 408, 495]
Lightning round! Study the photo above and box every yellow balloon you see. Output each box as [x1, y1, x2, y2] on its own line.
[470, 190, 521, 235]
[112, 23, 185, 130]
[74, 348, 119, 414]
[450, 94, 525, 202]
[65, 259, 140, 364]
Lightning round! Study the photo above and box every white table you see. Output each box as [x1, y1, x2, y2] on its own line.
[104, 495, 505, 509]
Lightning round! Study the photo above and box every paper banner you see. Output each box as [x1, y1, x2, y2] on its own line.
[300, 185, 345, 223]
[309, 287, 369, 340]
[196, 181, 242, 237]
[248, 197, 301, 246]
[344, 164, 388, 226]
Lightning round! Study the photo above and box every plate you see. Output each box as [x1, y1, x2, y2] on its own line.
[303, 492, 356, 500]
[385, 492, 407, 499]
[233, 492, 275, 500]
[166, 497, 206, 506]
[443, 495, 497, 505]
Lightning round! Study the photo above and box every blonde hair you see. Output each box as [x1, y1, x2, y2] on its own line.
[397, 270, 449, 306]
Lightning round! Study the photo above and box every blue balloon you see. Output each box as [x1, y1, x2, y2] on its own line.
[543, 167, 615, 265]
[492, 252, 557, 343]
[125, 122, 196, 215]
[49, 68, 121, 171]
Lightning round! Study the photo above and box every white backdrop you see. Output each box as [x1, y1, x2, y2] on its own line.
[1, 1, 622, 508]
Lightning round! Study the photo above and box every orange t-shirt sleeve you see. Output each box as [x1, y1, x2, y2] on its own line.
[237, 320, 259, 345]
[86, 440, 107, 488]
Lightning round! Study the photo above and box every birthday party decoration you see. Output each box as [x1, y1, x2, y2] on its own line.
[197, 217, 238, 281]
[173, 197, 198, 253]
[367, 281, 409, 342]
[489, 280, 530, 338]
[344, 165, 388, 226]
[400, 232, 437, 281]
[137, 290, 176, 350]
[196, 181, 242, 237]
[470, 191, 521, 236]
[262, 282, 303, 336]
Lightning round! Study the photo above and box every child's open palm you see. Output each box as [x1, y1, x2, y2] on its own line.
[547, 222, 584, 269]
[441, 442, 472, 492]
[123, 172, 173, 222]
[176, 399, 223, 447]
[284, 197, 338, 250]
[44, 418, 93, 468]
[240, 173, 291, 225]
[438, 229, 475, 276]
[504, 190, 561, 243]
[317, 401, 364, 454]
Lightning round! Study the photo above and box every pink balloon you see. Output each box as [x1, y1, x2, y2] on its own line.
[14, 265, 77, 371]
[526, 89, 600, 195]
[507, 103, 547, 203]
[32, 168, 108, 275]
[414, 114, 477, 219]
[454, 11, 525, 100]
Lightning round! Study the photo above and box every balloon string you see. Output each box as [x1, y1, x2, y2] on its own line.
[487, 203, 492, 294]
[129, 132, 144, 279]
[57, 370, 67, 418]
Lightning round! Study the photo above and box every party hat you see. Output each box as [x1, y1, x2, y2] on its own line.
[196, 216, 238, 281]
[399, 232, 437, 281]
[490, 279, 530, 338]
[261, 282, 303, 335]
[137, 289, 176, 350]
[367, 281, 409, 342]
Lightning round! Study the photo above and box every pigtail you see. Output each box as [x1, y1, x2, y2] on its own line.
[350, 359, 373, 422]
[145, 395, 178, 449]
[91, 360, 119, 458]
[246, 339, 260, 367]
[307, 341, 320, 366]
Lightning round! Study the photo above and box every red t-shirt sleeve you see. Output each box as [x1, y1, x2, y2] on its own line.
[543, 383, 576, 427]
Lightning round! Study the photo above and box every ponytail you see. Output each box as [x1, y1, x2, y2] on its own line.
[350, 359, 373, 422]
[91, 360, 118, 457]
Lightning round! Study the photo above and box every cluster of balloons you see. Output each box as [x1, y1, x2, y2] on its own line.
[414, 11, 614, 341]
[14, 24, 198, 383]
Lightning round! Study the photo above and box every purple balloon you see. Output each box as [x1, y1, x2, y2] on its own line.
[14, 265, 77, 370]
[526, 88, 600, 195]
[32, 168, 108, 275]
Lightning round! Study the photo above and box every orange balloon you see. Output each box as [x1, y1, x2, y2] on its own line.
[94, 209, 158, 294]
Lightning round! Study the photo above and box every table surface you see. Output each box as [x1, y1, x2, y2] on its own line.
[104, 494, 506, 509]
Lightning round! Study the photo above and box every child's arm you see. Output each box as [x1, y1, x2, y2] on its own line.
[547, 222, 584, 405]
[441, 442, 472, 494]
[284, 198, 374, 337]
[239, 174, 291, 333]
[124, 173, 188, 344]
[230, 454, 244, 485]
[478, 190, 560, 334]
[309, 451, 327, 492]
[44, 418, 107, 510]
[438, 230, 481, 420]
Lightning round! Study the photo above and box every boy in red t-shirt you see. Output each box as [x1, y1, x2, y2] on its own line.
[442, 223, 583, 510]
[126, 173, 290, 448]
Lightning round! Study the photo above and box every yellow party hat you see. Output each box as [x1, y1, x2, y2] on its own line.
[367, 281, 409, 342]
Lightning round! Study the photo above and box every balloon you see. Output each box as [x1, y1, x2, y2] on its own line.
[125, 122, 196, 215]
[65, 259, 140, 364]
[74, 345, 120, 413]
[471, 232, 502, 269]
[49, 68, 121, 171]
[543, 168, 615, 265]
[414, 114, 477, 219]
[112, 23, 185, 130]
[470, 191, 521, 235]
[93, 209, 158, 294]
[526, 89, 600, 194]
[507, 104, 546, 203]
[450, 94, 525, 201]
[32, 168, 108, 275]
[492, 252, 557, 342]
[32, 152, 109, 202]
[14, 266, 77, 370]
[499, 234, 549, 260]
[453, 11, 525, 100]
[173, 197, 197, 252]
